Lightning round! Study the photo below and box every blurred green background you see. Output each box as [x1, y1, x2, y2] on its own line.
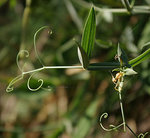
[0, 0, 150, 138]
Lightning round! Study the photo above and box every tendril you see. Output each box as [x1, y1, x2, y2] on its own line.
[41, 85, 53, 92]
[138, 132, 149, 138]
[27, 73, 44, 91]
[6, 74, 24, 92]
[17, 50, 29, 72]
[34, 26, 52, 67]
[99, 112, 124, 131]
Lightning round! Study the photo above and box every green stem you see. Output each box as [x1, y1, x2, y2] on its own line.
[33, 26, 51, 66]
[132, 8, 150, 14]
[22, 65, 83, 75]
[126, 124, 138, 138]
[73, 0, 128, 14]
[20, 0, 32, 51]
[95, 8, 127, 14]
[134, 6, 150, 10]
[131, 0, 135, 8]
[88, 62, 120, 70]
[72, 0, 150, 14]
[121, 0, 132, 12]
[118, 92, 126, 132]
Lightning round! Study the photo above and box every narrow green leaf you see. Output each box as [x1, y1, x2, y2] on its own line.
[129, 48, 150, 67]
[121, 0, 132, 12]
[77, 47, 89, 69]
[117, 44, 130, 67]
[96, 39, 114, 48]
[117, 44, 122, 62]
[81, 6, 96, 57]
[88, 46, 150, 70]
[88, 62, 120, 70]
[74, 40, 89, 69]
[73, 98, 99, 138]
[112, 68, 121, 72]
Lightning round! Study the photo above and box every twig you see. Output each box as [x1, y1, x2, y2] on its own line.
[121, 0, 132, 13]
[22, 65, 83, 75]
[118, 92, 126, 132]
[20, 0, 32, 51]
[126, 124, 138, 138]
[72, 0, 150, 14]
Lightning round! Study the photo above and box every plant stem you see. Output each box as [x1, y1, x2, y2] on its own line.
[118, 92, 126, 132]
[73, 0, 128, 14]
[72, 0, 150, 14]
[88, 62, 120, 70]
[132, 8, 150, 14]
[131, 0, 135, 8]
[121, 0, 132, 12]
[20, 0, 32, 52]
[23, 65, 83, 75]
[126, 124, 138, 138]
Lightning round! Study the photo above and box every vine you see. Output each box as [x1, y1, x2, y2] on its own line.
[99, 46, 149, 138]
[6, 26, 83, 92]
[6, 4, 150, 137]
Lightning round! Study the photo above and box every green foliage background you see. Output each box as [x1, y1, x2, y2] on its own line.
[0, 0, 150, 138]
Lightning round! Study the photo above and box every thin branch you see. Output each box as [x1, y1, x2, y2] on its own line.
[20, 0, 32, 51]
[121, 0, 132, 12]
[118, 92, 126, 132]
[23, 65, 83, 75]
[73, 0, 129, 14]
[126, 124, 138, 138]
[131, 0, 135, 8]
[72, 0, 150, 14]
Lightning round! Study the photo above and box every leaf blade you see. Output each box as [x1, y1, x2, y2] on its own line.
[117, 44, 130, 67]
[129, 48, 150, 67]
[74, 40, 89, 69]
[81, 6, 96, 57]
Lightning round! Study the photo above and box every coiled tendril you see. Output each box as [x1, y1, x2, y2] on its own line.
[6, 26, 53, 92]
[17, 50, 29, 72]
[41, 85, 53, 92]
[27, 72, 44, 91]
[100, 113, 149, 138]
[27, 72, 54, 92]
[138, 132, 149, 138]
[6, 50, 29, 92]
[99, 112, 124, 132]
[34, 26, 52, 67]
[6, 74, 24, 92]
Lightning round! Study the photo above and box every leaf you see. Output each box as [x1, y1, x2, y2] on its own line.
[88, 62, 120, 70]
[75, 41, 89, 69]
[124, 68, 137, 75]
[77, 47, 89, 69]
[121, 0, 131, 12]
[88, 47, 150, 70]
[117, 44, 130, 67]
[6, 74, 24, 92]
[129, 48, 150, 67]
[96, 39, 114, 48]
[0, 0, 7, 7]
[117, 44, 122, 62]
[112, 68, 121, 72]
[141, 42, 150, 50]
[138, 20, 150, 49]
[81, 6, 96, 57]
[72, 98, 99, 138]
